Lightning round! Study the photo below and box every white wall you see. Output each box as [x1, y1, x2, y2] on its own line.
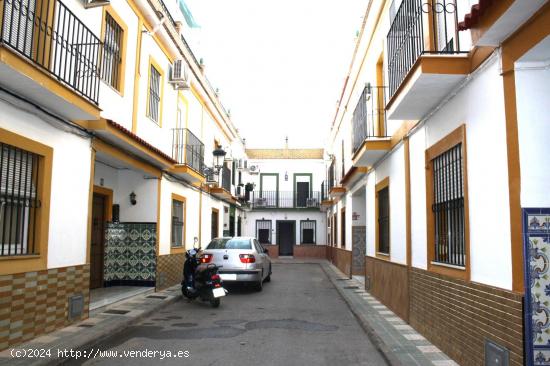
[409, 126, 428, 270]
[409, 55, 512, 289]
[0, 99, 92, 269]
[247, 158, 326, 193]
[244, 211, 327, 246]
[515, 67, 550, 208]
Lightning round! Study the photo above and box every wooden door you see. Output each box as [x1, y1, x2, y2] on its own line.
[296, 181, 309, 207]
[90, 194, 105, 289]
[211, 209, 219, 239]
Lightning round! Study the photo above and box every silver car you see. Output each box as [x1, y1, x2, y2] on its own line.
[201, 237, 272, 291]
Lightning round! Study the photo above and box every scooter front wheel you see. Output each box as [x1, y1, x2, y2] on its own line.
[210, 298, 220, 308]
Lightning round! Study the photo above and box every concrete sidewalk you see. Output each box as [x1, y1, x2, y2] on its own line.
[0, 286, 182, 366]
[319, 260, 458, 366]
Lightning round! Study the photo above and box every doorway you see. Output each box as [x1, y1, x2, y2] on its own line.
[277, 220, 295, 256]
[90, 193, 106, 289]
[237, 216, 242, 236]
[296, 182, 309, 207]
[211, 208, 219, 239]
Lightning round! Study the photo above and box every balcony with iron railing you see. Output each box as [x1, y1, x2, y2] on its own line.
[0, 0, 102, 119]
[386, 0, 470, 120]
[170, 128, 206, 183]
[351, 85, 392, 167]
[327, 160, 346, 199]
[221, 164, 231, 192]
[249, 191, 321, 210]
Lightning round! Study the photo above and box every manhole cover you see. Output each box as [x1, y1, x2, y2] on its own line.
[78, 324, 94, 328]
[146, 295, 167, 299]
[103, 309, 130, 315]
[344, 286, 359, 289]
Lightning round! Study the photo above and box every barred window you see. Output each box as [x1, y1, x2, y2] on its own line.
[147, 65, 162, 123]
[0, 143, 41, 256]
[432, 144, 465, 267]
[256, 220, 271, 244]
[171, 199, 184, 247]
[300, 220, 316, 244]
[101, 12, 123, 90]
[377, 186, 390, 254]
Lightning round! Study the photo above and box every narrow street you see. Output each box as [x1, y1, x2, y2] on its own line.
[64, 264, 387, 366]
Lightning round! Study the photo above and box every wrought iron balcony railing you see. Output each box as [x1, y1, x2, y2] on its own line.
[0, 0, 101, 104]
[327, 161, 336, 191]
[352, 85, 389, 154]
[387, 0, 465, 99]
[171, 128, 205, 174]
[249, 191, 322, 210]
[321, 181, 330, 202]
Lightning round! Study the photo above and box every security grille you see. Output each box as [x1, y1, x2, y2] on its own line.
[300, 220, 316, 244]
[148, 65, 161, 123]
[0, 143, 41, 256]
[101, 12, 123, 90]
[171, 199, 184, 247]
[256, 220, 271, 244]
[377, 187, 390, 254]
[432, 143, 465, 267]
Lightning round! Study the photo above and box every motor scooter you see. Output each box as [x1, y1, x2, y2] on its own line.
[181, 247, 226, 307]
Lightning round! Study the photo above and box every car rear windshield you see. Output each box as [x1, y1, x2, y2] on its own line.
[206, 238, 252, 250]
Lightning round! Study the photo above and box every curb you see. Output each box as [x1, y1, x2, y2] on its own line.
[320, 262, 403, 366]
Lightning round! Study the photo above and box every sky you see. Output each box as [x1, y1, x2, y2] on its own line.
[186, 0, 366, 149]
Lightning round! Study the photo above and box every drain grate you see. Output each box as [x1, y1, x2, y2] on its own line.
[336, 278, 351, 281]
[78, 324, 94, 328]
[146, 295, 167, 299]
[103, 309, 130, 315]
[344, 286, 359, 289]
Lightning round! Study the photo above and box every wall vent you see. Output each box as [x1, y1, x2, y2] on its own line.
[485, 339, 509, 366]
[68, 294, 84, 321]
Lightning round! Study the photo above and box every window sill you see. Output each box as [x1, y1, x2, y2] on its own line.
[170, 246, 186, 254]
[0, 254, 46, 275]
[147, 116, 161, 127]
[428, 261, 469, 280]
[375, 252, 390, 261]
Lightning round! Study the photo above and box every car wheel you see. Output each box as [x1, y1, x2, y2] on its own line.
[265, 265, 272, 282]
[255, 272, 263, 292]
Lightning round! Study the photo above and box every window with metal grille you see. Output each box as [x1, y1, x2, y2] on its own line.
[101, 12, 123, 90]
[147, 65, 161, 123]
[171, 199, 184, 247]
[431, 144, 465, 267]
[300, 220, 316, 244]
[0, 143, 41, 256]
[256, 220, 271, 244]
[377, 187, 390, 254]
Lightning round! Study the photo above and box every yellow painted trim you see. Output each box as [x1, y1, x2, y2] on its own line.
[169, 165, 206, 183]
[93, 186, 114, 222]
[100, 5, 128, 95]
[170, 193, 187, 253]
[375, 177, 390, 260]
[92, 138, 162, 177]
[146, 55, 165, 127]
[0, 49, 100, 119]
[131, 19, 143, 133]
[0, 128, 52, 276]
[86, 148, 96, 265]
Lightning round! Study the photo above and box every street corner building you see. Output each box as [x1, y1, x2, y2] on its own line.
[322, 0, 550, 365]
[0, 0, 253, 350]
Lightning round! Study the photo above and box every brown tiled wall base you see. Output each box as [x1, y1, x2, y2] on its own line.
[0, 265, 90, 351]
[409, 267, 524, 366]
[156, 253, 185, 291]
[265, 245, 328, 259]
[365, 256, 409, 321]
[328, 247, 352, 277]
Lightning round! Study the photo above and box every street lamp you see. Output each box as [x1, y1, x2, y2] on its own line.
[213, 147, 226, 174]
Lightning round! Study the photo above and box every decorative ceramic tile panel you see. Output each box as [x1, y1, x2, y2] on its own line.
[524, 208, 550, 366]
[104, 223, 157, 287]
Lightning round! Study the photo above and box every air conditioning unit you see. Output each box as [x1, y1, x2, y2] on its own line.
[249, 165, 260, 174]
[169, 60, 189, 89]
[306, 198, 318, 207]
[83, 0, 110, 9]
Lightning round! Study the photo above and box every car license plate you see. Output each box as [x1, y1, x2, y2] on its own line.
[212, 287, 225, 298]
[220, 273, 237, 281]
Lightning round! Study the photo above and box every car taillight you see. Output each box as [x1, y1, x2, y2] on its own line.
[239, 254, 256, 263]
[200, 254, 213, 263]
